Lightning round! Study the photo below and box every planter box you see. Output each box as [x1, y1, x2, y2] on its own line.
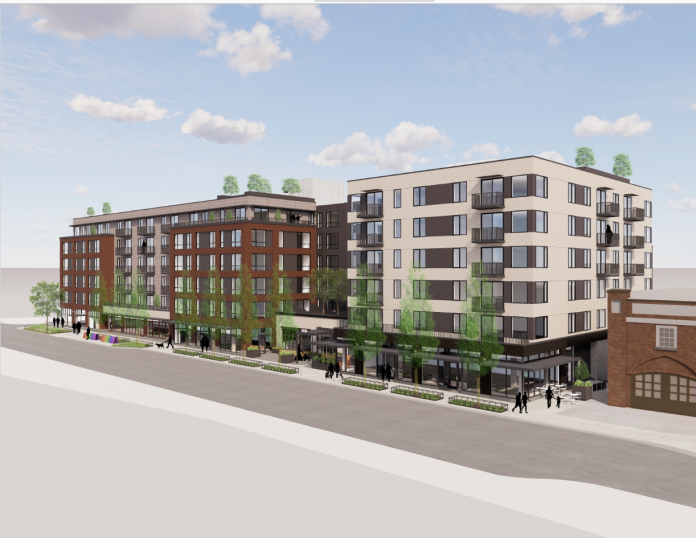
[342, 375, 388, 391]
[311, 360, 331, 371]
[245, 349, 261, 359]
[448, 395, 508, 413]
[229, 356, 263, 368]
[262, 363, 299, 375]
[279, 353, 296, 364]
[572, 385, 593, 401]
[390, 385, 444, 401]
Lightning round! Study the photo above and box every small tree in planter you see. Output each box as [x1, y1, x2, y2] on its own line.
[281, 178, 301, 196]
[575, 359, 590, 383]
[29, 280, 61, 333]
[225, 209, 233, 221]
[154, 293, 161, 310]
[274, 208, 282, 222]
[90, 225, 97, 235]
[208, 210, 215, 222]
[223, 175, 240, 195]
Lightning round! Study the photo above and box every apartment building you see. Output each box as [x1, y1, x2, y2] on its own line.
[60, 192, 320, 349]
[341, 156, 653, 398]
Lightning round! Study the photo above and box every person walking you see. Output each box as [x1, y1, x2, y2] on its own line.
[379, 364, 386, 383]
[52, 317, 56, 327]
[61, 317, 65, 328]
[77, 321, 82, 334]
[556, 395, 562, 409]
[512, 392, 522, 413]
[336, 360, 343, 380]
[522, 392, 530, 413]
[86, 326, 91, 339]
[328, 362, 335, 380]
[386, 362, 393, 383]
[545, 387, 554, 409]
[166, 333, 174, 350]
[72, 322, 76, 334]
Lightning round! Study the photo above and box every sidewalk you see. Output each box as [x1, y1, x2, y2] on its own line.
[47, 328, 696, 457]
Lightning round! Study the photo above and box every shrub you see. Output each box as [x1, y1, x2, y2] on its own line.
[113, 342, 150, 348]
[25, 324, 70, 335]
[247, 345, 259, 350]
[575, 359, 590, 382]
[174, 349, 200, 356]
[279, 350, 295, 356]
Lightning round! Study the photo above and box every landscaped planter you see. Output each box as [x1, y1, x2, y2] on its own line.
[173, 348, 201, 357]
[201, 352, 228, 362]
[390, 385, 444, 401]
[572, 385, 593, 401]
[311, 359, 331, 371]
[24, 325, 71, 335]
[113, 341, 152, 348]
[262, 363, 299, 375]
[229, 356, 263, 368]
[245, 348, 261, 359]
[279, 351, 296, 364]
[342, 375, 388, 391]
[448, 395, 508, 413]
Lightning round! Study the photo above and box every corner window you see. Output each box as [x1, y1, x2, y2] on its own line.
[535, 176, 548, 198]
[512, 246, 527, 268]
[512, 211, 528, 233]
[535, 247, 548, 268]
[535, 211, 548, 233]
[512, 175, 527, 197]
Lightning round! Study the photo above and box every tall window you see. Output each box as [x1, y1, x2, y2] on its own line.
[535, 282, 548, 303]
[568, 183, 576, 203]
[413, 186, 426, 206]
[597, 309, 606, 329]
[645, 226, 652, 243]
[645, 278, 653, 290]
[512, 282, 528, 303]
[512, 175, 527, 197]
[413, 249, 425, 268]
[568, 313, 576, 333]
[252, 230, 266, 247]
[535, 176, 548, 198]
[535, 246, 548, 268]
[453, 215, 466, 235]
[453, 281, 466, 301]
[394, 189, 401, 208]
[394, 249, 401, 268]
[645, 201, 652, 218]
[583, 218, 591, 237]
[317, 213, 323, 228]
[568, 248, 576, 268]
[568, 216, 576, 236]
[317, 234, 323, 250]
[413, 280, 426, 299]
[645, 252, 652, 269]
[394, 219, 401, 238]
[327, 212, 339, 227]
[536, 317, 548, 338]
[568, 280, 576, 301]
[394, 280, 401, 299]
[512, 247, 527, 268]
[583, 186, 591, 206]
[536, 211, 548, 233]
[597, 279, 606, 298]
[453, 182, 467, 202]
[413, 217, 426, 237]
[584, 249, 591, 268]
[512, 211, 528, 232]
[453, 248, 466, 268]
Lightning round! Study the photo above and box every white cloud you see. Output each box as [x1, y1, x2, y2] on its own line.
[570, 26, 589, 40]
[68, 94, 168, 123]
[260, 5, 330, 41]
[691, 103, 696, 111]
[463, 143, 502, 160]
[548, 35, 562, 45]
[665, 198, 696, 212]
[383, 122, 451, 153]
[73, 185, 88, 196]
[181, 109, 266, 144]
[18, 5, 224, 41]
[495, 5, 639, 27]
[537, 151, 566, 164]
[574, 113, 652, 137]
[662, 182, 683, 193]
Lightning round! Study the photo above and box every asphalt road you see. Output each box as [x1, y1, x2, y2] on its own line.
[3, 323, 696, 508]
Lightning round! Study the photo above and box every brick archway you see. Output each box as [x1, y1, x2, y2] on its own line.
[628, 356, 696, 379]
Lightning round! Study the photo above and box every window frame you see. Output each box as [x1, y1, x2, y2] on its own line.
[394, 219, 401, 238]
[656, 326, 677, 350]
[453, 215, 467, 235]
[413, 186, 426, 206]
[511, 175, 528, 198]
[394, 189, 401, 208]
[394, 249, 401, 268]
[453, 181, 467, 203]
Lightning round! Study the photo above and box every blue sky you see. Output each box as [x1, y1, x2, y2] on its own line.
[2, 4, 695, 268]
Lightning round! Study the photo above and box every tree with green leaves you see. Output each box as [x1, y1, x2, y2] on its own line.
[223, 175, 240, 195]
[575, 359, 590, 382]
[90, 225, 97, 235]
[575, 147, 596, 167]
[87, 207, 95, 216]
[174, 269, 197, 349]
[203, 261, 225, 352]
[29, 280, 61, 332]
[456, 264, 505, 404]
[238, 263, 260, 358]
[247, 173, 273, 193]
[102, 202, 112, 214]
[94, 269, 114, 329]
[154, 293, 161, 310]
[310, 267, 348, 316]
[274, 208, 282, 222]
[281, 178, 302, 196]
[225, 209, 233, 220]
[347, 263, 387, 384]
[396, 264, 439, 394]
[208, 210, 215, 222]
[267, 262, 293, 361]
[613, 153, 633, 177]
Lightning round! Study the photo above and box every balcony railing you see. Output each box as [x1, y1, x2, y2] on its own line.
[472, 227, 504, 243]
[116, 267, 132, 275]
[472, 296, 505, 312]
[596, 233, 620, 247]
[472, 192, 505, 209]
[161, 245, 170, 254]
[624, 208, 645, 221]
[596, 202, 620, 217]
[161, 285, 170, 295]
[115, 247, 132, 256]
[596, 263, 620, 276]
[471, 262, 504, 277]
[357, 234, 383, 247]
[137, 226, 156, 235]
[161, 265, 170, 274]
[161, 224, 171, 234]
[115, 228, 132, 237]
[624, 264, 645, 276]
[137, 265, 156, 274]
[357, 204, 383, 218]
[357, 263, 383, 276]
[137, 246, 156, 255]
[623, 236, 645, 249]
[356, 293, 383, 305]
[170, 215, 316, 228]
[145, 285, 155, 294]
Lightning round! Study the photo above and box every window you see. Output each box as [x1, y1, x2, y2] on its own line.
[624, 278, 632, 290]
[413, 249, 425, 268]
[413, 186, 426, 206]
[568, 313, 576, 333]
[597, 279, 606, 298]
[394, 219, 401, 238]
[350, 194, 361, 212]
[645, 278, 652, 290]
[512, 247, 527, 268]
[327, 212, 339, 227]
[317, 213, 323, 229]
[584, 249, 591, 268]
[583, 218, 591, 237]
[597, 309, 606, 329]
[634, 373, 663, 400]
[568, 280, 576, 301]
[535, 211, 548, 233]
[349, 223, 360, 241]
[393, 249, 401, 268]
[317, 234, 322, 250]
[535, 317, 548, 338]
[584, 186, 591, 206]
[223, 229, 241, 248]
[222, 253, 241, 271]
[394, 310, 401, 326]
[300, 255, 311, 271]
[611, 300, 621, 314]
[657, 326, 677, 350]
[645, 252, 652, 269]
[535, 282, 548, 303]
[568, 216, 576, 236]
[535, 246, 548, 268]
[512, 282, 528, 303]
[413, 217, 426, 237]
[645, 226, 652, 243]
[413, 280, 426, 300]
[583, 280, 591, 299]
[568, 183, 576, 203]
[252, 254, 266, 271]
[453, 313, 465, 334]
[252, 278, 266, 295]
[62, 242, 71, 254]
[583, 311, 591, 330]
[394, 280, 401, 299]
[613, 278, 620, 289]
[252, 230, 266, 247]
[317, 255, 323, 269]
[453, 215, 467, 235]
[453, 248, 466, 268]
[568, 248, 576, 268]
[394, 189, 401, 208]
[453, 281, 466, 301]
[512, 175, 527, 197]
[174, 233, 190, 250]
[669, 375, 696, 403]
[535, 175, 548, 198]
[645, 201, 652, 218]
[512, 211, 528, 233]
[326, 234, 338, 250]
[453, 182, 467, 202]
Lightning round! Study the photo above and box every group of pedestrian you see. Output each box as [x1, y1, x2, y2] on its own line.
[378, 363, 394, 383]
[325, 361, 343, 380]
[512, 392, 531, 413]
[71, 321, 82, 334]
[545, 387, 562, 409]
[52, 317, 65, 328]
[200, 335, 211, 353]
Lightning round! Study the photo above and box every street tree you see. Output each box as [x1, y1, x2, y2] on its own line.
[102, 202, 112, 214]
[613, 153, 633, 177]
[204, 261, 225, 352]
[238, 262, 261, 358]
[575, 147, 596, 167]
[310, 268, 333, 315]
[267, 262, 293, 361]
[29, 280, 61, 332]
[174, 269, 198, 349]
[223, 175, 240, 195]
[87, 207, 95, 216]
[281, 178, 302, 196]
[247, 173, 273, 193]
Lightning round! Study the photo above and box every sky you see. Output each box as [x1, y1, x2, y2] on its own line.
[2, 4, 696, 268]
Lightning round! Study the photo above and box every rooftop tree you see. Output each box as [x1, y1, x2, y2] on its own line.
[102, 202, 112, 214]
[29, 280, 61, 333]
[613, 153, 633, 178]
[575, 147, 596, 167]
[223, 175, 240, 195]
[87, 207, 95, 216]
[281, 178, 302, 196]
[247, 173, 273, 193]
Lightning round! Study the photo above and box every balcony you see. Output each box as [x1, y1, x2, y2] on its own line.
[161, 265, 170, 274]
[145, 285, 155, 294]
[471, 262, 504, 277]
[596, 233, 620, 248]
[137, 226, 156, 235]
[472, 192, 505, 209]
[472, 227, 504, 243]
[161, 224, 171, 234]
[624, 264, 645, 276]
[498, 330, 529, 345]
[161, 245, 170, 254]
[116, 267, 132, 275]
[138, 246, 156, 255]
[170, 215, 316, 228]
[623, 236, 645, 249]
[596, 202, 620, 217]
[137, 265, 156, 274]
[161, 285, 170, 295]
[472, 296, 505, 312]
[624, 208, 645, 221]
[357, 204, 383, 218]
[115, 228, 132, 237]
[357, 234, 383, 247]
[115, 247, 132, 256]
[357, 263, 383, 276]
[596, 263, 620, 277]
[356, 293, 383, 305]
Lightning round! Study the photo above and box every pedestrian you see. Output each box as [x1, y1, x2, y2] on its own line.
[336, 360, 343, 379]
[556, 395, 562, 409]
[296, 346, 302, 363]
[61, 317, 65, 328]
[386, 363, 393, 383]
[200, 336, 205, 353]
[77, 321, 81, 334]
[522, 392, 530, 413]
[72, 322, 76, 334]
[328, 362, 335, 380]
[166, 333, 174, 350]
[512, 392, 522, 413]
[545, 387, 554, 409]
[86, 326, 91, 339]
[379, 364, 386, 382]
[52, 317, 55, 327]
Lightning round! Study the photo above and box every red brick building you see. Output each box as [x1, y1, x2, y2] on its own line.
[608, 287, 696, 417]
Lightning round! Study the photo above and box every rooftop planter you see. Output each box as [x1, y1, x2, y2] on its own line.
[174, 348, 200, 357]
[391, 385, 444, 401]
[448, 395, 508, 413]
[342, 375, 388, 391]
[262, 363, 299, 375]
[229, 356, 263, 368]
